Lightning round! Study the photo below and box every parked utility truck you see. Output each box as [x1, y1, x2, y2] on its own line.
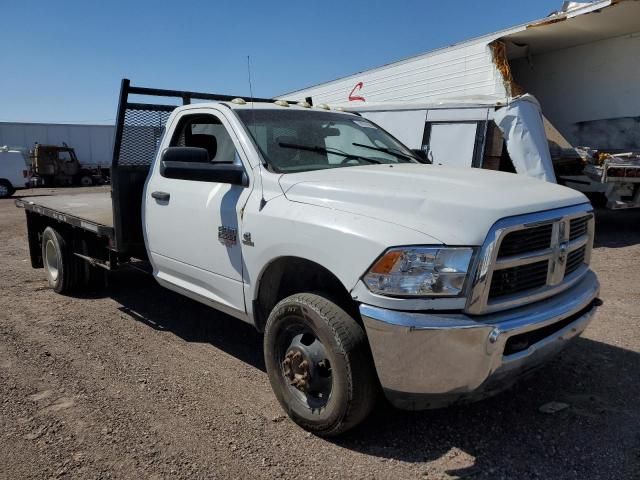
[17, 80, 600, 436]
[339, 95, 556, 182]
[29, 143, 107, 187]
[340, 95, 640, 208]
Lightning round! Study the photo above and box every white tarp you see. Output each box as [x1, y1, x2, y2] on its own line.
[493, 95, 557, 183]
[360, 110, 427, 149]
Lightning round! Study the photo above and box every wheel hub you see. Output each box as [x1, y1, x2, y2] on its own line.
[282, 349, 311, 391]
[279, 331, 332, 408]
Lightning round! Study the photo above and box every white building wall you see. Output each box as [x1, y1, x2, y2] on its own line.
[282, 41, 507, 105]
[0, 123, 115, 167]
[510, 32, 640, 150]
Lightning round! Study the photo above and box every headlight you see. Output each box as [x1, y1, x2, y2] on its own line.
[363, 247, 473, 297]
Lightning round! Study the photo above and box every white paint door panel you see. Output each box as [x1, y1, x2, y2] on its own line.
[146, 177, 246, 312]
[144, 109, 249, 314]
[427, 123, 478, 168]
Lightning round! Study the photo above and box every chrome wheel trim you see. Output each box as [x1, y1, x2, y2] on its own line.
[45, 239, 60, 282]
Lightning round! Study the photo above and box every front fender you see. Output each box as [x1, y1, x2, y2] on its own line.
[241, 196, 440, 321]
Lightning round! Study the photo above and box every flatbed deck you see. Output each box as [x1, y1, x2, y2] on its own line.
[16, 192, 115, 239]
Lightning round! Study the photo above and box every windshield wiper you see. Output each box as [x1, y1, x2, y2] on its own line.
[352, 142, 420, 162]
[278, 142, 381, 164]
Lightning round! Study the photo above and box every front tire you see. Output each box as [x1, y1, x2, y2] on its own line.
[0, 179, 15, 199]
[264, 293, 377, 436]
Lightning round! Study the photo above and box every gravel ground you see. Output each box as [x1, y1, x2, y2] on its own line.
[1, 187, 639, 479]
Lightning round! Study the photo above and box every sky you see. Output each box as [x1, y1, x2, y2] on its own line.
[1, 0, 565, 124]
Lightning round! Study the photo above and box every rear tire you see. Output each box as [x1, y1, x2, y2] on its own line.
[42, 227, 79, 294]
[264, 293, 377, 437]
[586, 192, 607, 209]
[0, 179, 15, 199]
[79, 175, 93, 187]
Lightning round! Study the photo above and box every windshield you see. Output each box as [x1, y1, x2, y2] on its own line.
[236, 109, 420, 173]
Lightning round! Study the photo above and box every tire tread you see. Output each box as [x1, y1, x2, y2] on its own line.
[265, 292, 378, 436]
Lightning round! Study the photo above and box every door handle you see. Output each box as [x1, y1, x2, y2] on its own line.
[151, 191, 170, 201]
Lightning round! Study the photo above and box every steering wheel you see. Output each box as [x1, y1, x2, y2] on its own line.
[340, 156, 388, 165]
[340, 157, 362, 165]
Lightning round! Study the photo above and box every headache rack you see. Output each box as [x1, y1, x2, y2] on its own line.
[110, 78, 294, 256]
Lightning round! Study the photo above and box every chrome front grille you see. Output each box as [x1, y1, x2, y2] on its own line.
[569, 216, 589, 241]
[497, 224, 553, 258]
[489, 260, 549, 298]
[565, 245, 586, 276]
[466, 204, 595, 315]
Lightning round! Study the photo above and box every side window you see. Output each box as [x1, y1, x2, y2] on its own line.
[170, 113, 237, 163]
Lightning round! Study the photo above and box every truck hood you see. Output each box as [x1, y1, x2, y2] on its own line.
[278, 164, 588, 245]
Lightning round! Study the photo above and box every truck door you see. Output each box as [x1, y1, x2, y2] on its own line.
[144, 110, 250, 315]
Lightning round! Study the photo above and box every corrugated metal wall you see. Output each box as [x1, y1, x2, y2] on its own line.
[282, 41, 506, 105]
[0, 123, 115, 167]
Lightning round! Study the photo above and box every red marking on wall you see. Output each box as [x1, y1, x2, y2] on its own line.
[348, 82, 365, 102]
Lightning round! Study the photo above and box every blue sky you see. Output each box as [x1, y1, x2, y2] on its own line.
[1, 0, 563, 124]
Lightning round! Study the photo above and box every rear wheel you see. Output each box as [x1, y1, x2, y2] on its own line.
[586, 192, 607, 209]
[78, 174, 93, 187]
[0, 180, 15, 199]
[264, 293, 377, 436]
[42, 227, 80, 294]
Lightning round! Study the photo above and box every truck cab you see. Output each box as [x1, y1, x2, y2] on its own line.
[17, 80, 600, 436]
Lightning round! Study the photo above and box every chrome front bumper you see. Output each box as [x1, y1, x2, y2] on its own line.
[360, 270, 600, 410]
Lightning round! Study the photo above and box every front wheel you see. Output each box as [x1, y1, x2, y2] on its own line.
[0, 179, 15, 199]
[264, 293, 377, 436]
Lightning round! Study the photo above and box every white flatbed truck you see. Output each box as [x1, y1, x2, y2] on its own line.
[17, 80, 601, 436]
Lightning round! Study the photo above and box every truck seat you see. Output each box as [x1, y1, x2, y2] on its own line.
[189, 134, 218, 161]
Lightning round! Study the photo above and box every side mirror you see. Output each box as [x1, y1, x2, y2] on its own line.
[322, 127, 341, 137]
[160, 147, 248, 186]
[411, 149, 431, 164]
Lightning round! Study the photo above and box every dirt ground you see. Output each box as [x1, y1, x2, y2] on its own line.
[1, 186, 638, 480]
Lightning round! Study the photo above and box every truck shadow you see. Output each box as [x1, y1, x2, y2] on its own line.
[107, 270, 266, 372]
[103, 270, 638, 478]
[594, 208, 640, 248]
[333, 335, 639, 478]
